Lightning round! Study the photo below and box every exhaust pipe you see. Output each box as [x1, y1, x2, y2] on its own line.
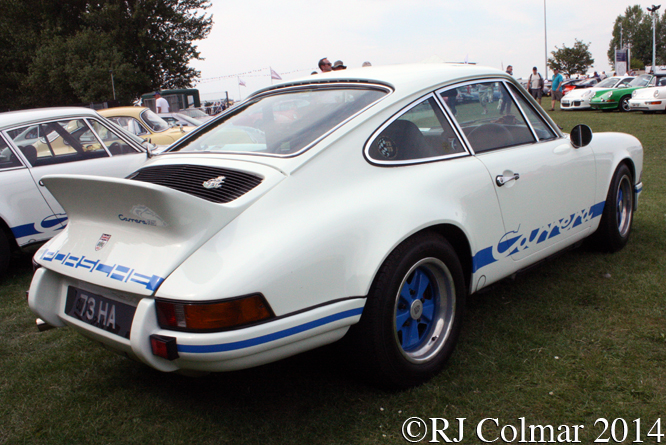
[36, 318, 55, 332]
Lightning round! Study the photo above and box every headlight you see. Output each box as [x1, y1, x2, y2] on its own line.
[604, 92, 613, 99]
[632, 90, 638, 97]
[654, 89, 660, 98]
[584, 90, 594, 98]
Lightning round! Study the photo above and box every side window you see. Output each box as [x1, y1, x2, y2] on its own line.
[0, 137, 23, 169]
[9, 119, 109, 167]
[445, 82, 535, 153]
[107, 116, 149, 136]
[89, 120, 140, 156]
[507, 84, 557, 141]
[368, 97, 465, 162]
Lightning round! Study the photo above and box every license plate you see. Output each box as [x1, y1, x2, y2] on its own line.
[65, 287, 136, 339]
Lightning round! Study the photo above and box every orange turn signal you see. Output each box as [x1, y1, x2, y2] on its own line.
[155, 294, 274, 332]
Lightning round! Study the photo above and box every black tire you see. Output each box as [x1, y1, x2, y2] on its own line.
[619, 96, 631, 112]
[350, 233, 466, 389]
[0, 229, 10, 276]
[593, 164, 634, 252]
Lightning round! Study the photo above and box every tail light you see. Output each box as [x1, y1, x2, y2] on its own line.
[155, 294, 274, 332]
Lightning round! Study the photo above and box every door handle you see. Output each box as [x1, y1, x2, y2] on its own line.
[496, 173, 520, 186]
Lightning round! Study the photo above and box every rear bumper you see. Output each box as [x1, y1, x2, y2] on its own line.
[29, 267, 365, 373]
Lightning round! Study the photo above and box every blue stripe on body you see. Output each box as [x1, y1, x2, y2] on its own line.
[11, 223, 41, 238]
[178, 307, 364, 354]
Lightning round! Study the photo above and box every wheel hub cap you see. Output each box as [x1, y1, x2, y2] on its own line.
[410, 300, 423, 320]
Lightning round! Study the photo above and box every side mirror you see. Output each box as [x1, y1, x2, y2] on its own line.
[570, 124, 593, 148]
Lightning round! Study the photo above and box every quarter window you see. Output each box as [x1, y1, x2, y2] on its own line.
[442, 82, 536, 153]
[367, 97, 464, 162]
[0, 137, 22, 169]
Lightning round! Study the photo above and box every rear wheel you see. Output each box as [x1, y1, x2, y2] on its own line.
[619, 96, 631, 112]
[593, 164, 634, 252]
[351, 233, 466, 389]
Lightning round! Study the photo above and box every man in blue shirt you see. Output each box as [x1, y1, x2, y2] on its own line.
[550, 68, 564, 111]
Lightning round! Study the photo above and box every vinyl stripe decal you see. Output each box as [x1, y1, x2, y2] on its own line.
[177, 308, 364, 353]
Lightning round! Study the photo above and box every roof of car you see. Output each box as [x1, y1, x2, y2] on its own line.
[252, 63, 509, 99]
[0, 107, 101, 130]
[98, 107, 148, 117]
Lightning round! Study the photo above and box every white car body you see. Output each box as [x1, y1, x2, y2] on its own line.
[28, 65, 644, 388]
[561, 76, 634, 110]
[0, 107, 153, 274]
[628, 81, 666, 111]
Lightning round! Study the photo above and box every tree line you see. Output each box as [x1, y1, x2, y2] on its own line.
[0, 0, 212, 111]
[546, 4, 663, 77]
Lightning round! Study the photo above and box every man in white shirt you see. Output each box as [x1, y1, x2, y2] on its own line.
[528, 67, 544, 105]
[155, 92, 170, 113]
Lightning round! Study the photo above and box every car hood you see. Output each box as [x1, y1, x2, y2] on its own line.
[632, 87, 664, 98]
[34, 157, 286, 296]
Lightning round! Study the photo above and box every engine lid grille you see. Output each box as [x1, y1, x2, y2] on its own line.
[127, 165, 263, 203]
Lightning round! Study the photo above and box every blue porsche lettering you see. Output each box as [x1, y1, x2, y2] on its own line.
[40, 249, 164, 291]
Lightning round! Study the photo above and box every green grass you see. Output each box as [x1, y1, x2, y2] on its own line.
[1, 108, 666, 444]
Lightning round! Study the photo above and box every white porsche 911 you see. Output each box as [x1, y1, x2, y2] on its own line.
[28, 64, 643, 388]
[628, 77, 666, 112]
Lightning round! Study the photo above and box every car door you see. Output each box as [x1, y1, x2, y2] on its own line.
[8, 118, 147, 220]
[442, 81, 596, 262]
[0, 135, 61, 246]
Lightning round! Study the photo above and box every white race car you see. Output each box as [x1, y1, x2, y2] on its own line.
[628, 77, 666, 111]
[0, 107, 156, 275]
[28, 64, 643, 388]
[561, 76, 634, 110]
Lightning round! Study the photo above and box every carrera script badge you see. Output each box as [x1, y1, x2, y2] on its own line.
[95, 234, 112, 251]
[202, 176, 226, 189]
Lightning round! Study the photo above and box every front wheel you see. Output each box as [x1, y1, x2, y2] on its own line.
[619, 96, 631, 112]
[593, 164, 634, 252]
[350, 233, 466, 389]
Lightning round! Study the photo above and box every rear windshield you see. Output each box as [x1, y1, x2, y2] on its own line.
[168, 87, 387, 156]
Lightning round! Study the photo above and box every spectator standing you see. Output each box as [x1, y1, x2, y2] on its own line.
[550, 68, 564, 111]
[332, 60, 347, 70]
[528, 67, 544, 104]
[318, 58, 333, 73]
[155, 92, 169, 113]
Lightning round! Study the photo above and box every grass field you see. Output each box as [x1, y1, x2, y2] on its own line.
[1, 108, 665, 444]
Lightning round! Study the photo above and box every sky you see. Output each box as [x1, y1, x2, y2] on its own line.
[188, 0, 653, 102]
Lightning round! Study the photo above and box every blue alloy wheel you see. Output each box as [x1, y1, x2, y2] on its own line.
[592, 163, 634, 252]
[393, 258, 456, 364]
[348, 233, 465, 389]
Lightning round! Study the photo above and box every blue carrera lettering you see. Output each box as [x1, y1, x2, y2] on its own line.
[473, 201, 606, 272]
